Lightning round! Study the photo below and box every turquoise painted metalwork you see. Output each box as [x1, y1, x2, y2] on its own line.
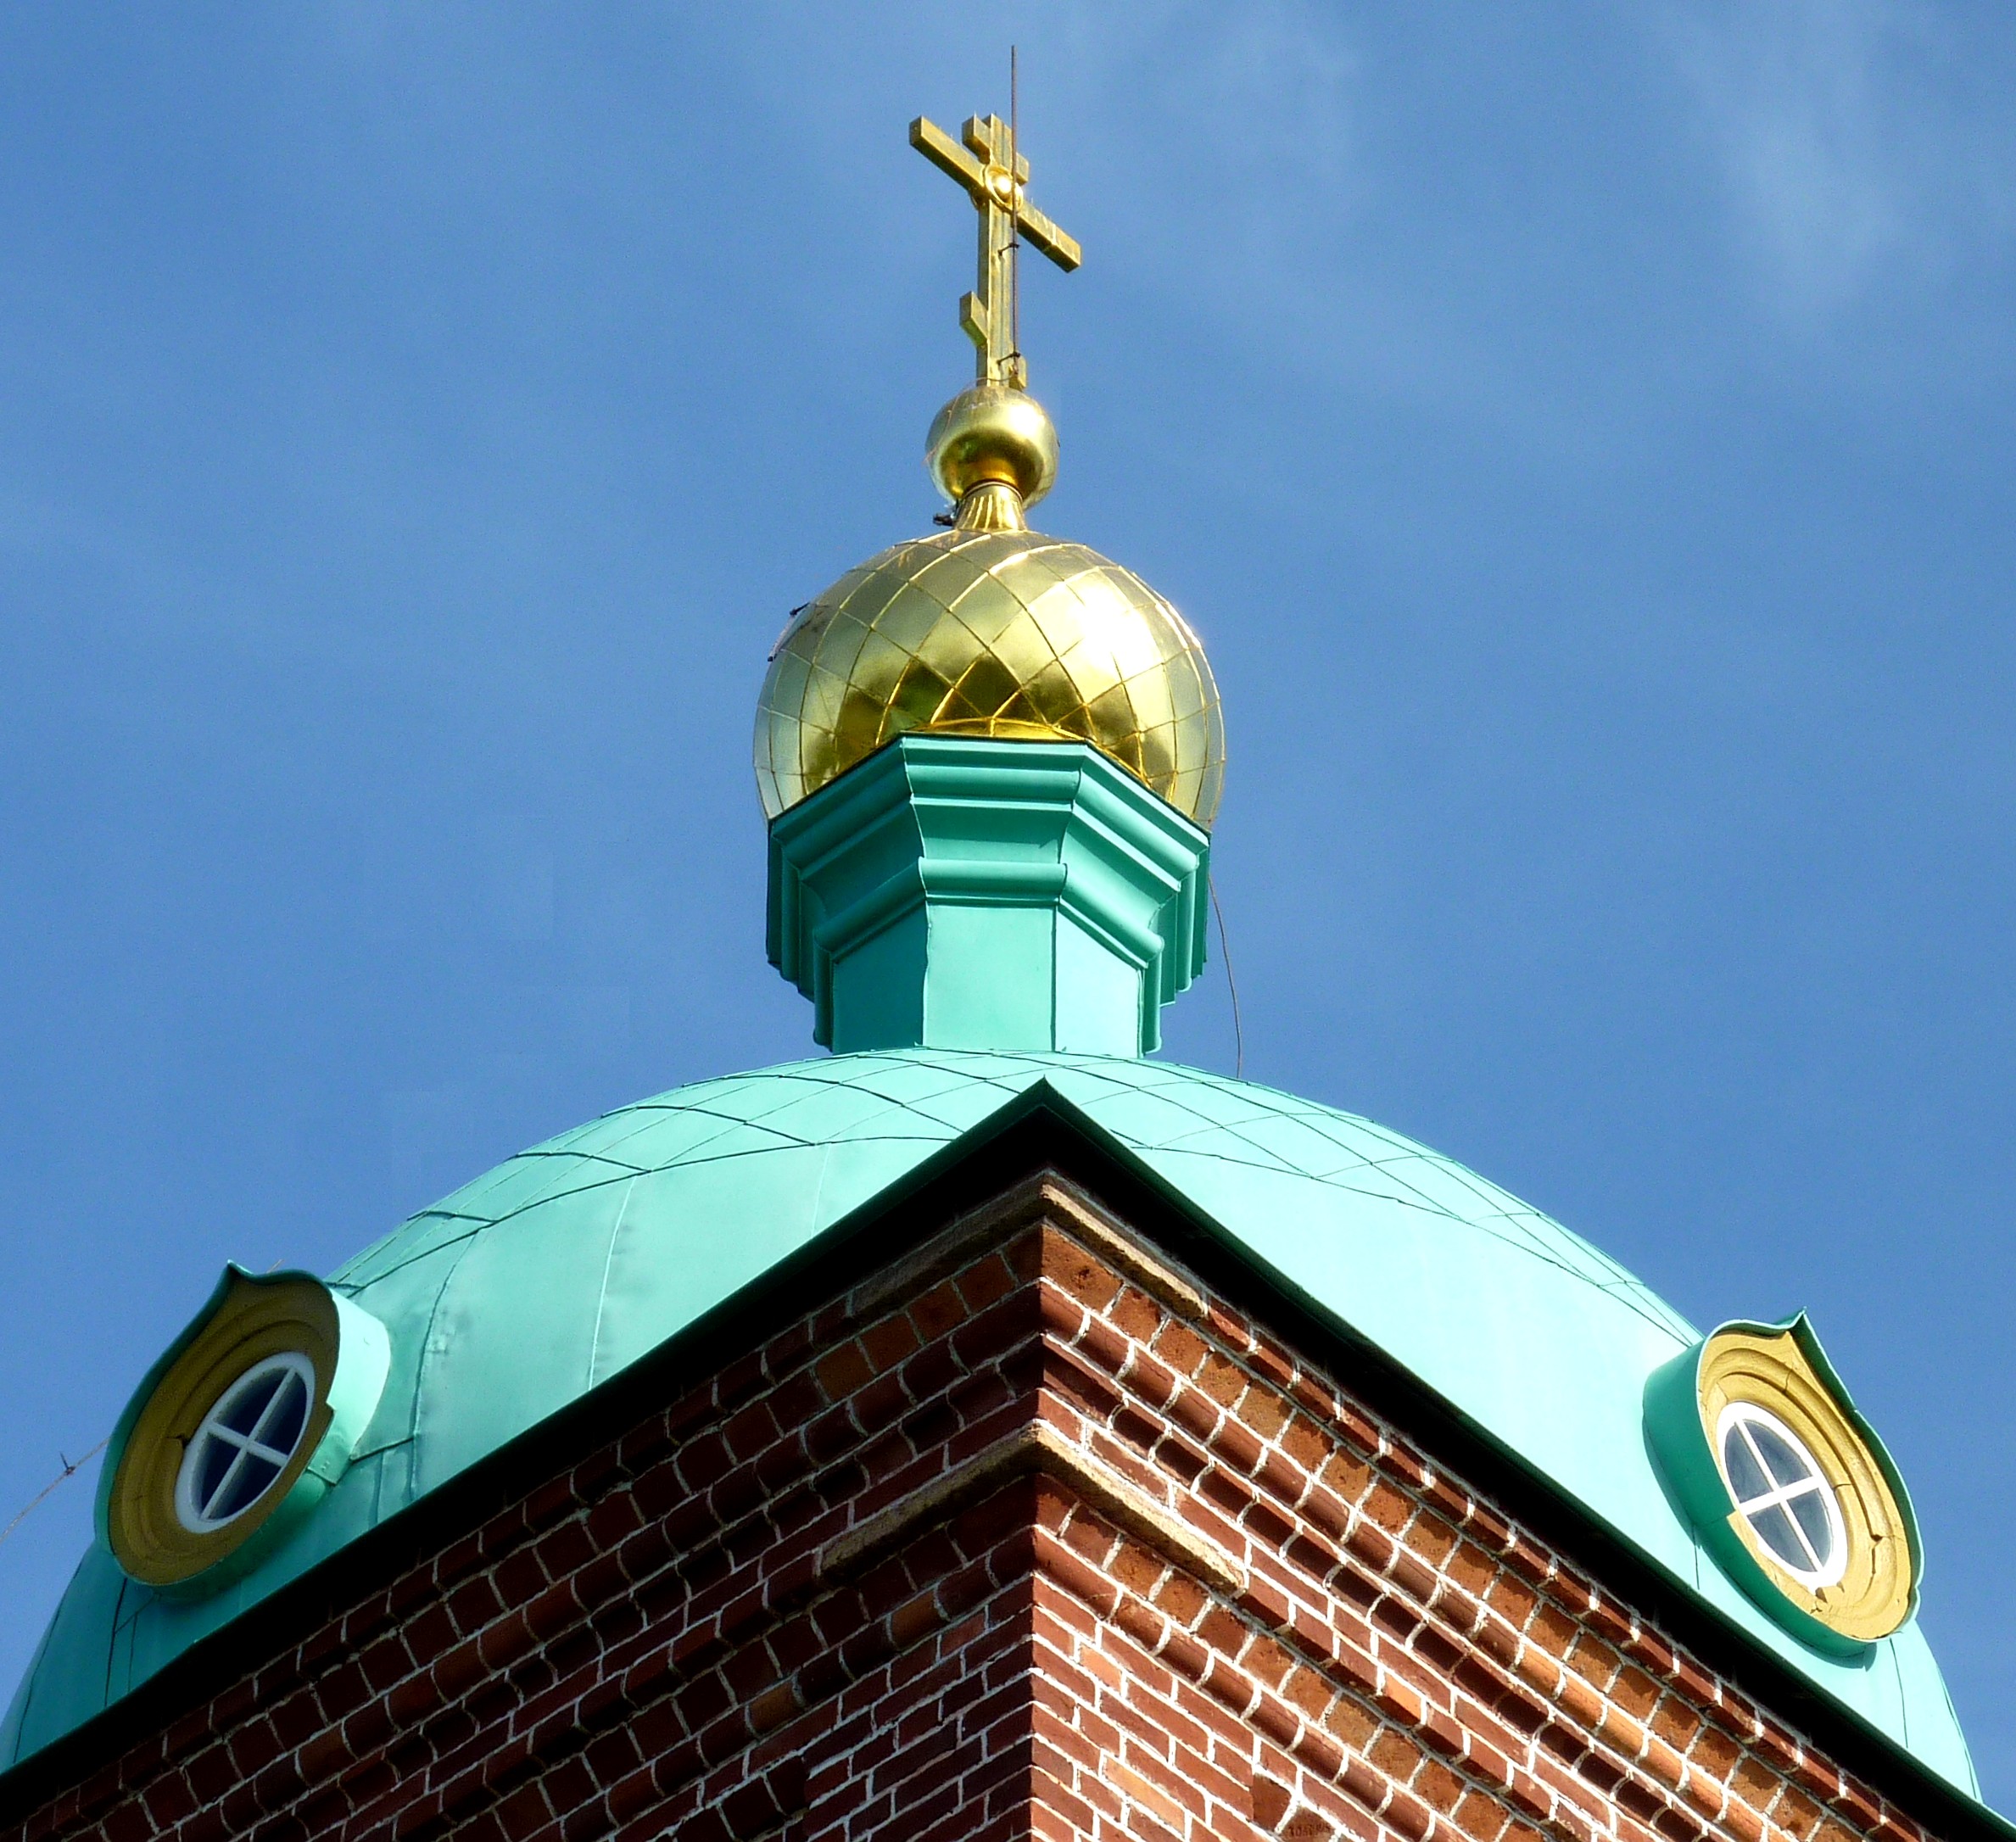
[768, 735, 1210, 1055]
[0, 1050, 1979, 1797]
[1644, 1316, 1924, 1655]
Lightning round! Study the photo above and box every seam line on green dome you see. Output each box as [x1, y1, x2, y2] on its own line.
[403, 1231, 485, 1456]
[328, 1213, 489, 1287]
[584, 1179, 639, 1388]
[1142, 1152, 1687, 1336]
[347, 1049, 1690, 1343]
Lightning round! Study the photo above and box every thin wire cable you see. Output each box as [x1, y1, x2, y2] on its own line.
[1008, 45, 1020, 376]
[0, 1437, 110, 1557]
[1209, 871, 1245, 1080]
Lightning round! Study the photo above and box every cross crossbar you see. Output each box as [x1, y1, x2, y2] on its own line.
[911, 111, 1081, 388]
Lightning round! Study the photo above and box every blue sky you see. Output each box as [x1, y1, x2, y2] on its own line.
[3, 2, 2013, 1800]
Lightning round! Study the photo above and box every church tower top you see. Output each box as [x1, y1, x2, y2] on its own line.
[750, 99, 1225, 1056]
[0, 96, 1985, 1831]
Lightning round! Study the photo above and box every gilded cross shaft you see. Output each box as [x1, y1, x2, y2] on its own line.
[910, 113, 1081, 388]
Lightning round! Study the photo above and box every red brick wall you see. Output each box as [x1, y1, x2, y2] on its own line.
[3, 1176, 1950, 1842]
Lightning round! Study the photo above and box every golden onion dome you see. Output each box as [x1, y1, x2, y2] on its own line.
[754, 525, 1226, 828]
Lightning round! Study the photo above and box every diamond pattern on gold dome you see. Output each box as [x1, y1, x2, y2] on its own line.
[755, 529, 1226, 827]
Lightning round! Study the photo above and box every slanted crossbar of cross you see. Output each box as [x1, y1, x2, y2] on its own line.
[911, 113, 1081, 388]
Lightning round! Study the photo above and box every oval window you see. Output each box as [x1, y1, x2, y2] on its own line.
[175, 1352, 319, 1532]
[1714, 1400, 1847, 1589]
[105, 1268, 391, 1592]
[1644, 1316, 1920, 1649]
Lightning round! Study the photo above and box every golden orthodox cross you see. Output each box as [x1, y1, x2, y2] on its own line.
[910, 113, 1081, 389]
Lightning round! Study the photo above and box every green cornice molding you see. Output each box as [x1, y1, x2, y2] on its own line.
[767, 735, 1210, 1055]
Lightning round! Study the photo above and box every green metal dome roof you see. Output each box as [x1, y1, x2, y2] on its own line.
[0, 1048, 1977, 1793]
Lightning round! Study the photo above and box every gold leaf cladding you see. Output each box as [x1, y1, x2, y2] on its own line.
[756, 529, 1225, 827]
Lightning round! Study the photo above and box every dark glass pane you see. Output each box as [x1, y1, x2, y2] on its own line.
[1789, 1486, 1835, 1564]
[1750, 1421, 1814, 1488]
[215, 1454, 282, 1521]
[1748, 1503, 1807, 1569]
[259, 1374, 309, 1457]
[1722, 1427, 1769, 1501]
[193, 1434, 237, 1511]
[217, 1373, 282, 1437]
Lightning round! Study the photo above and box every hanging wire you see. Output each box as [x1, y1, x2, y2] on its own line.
[0, 1437, 110, 1558]
[1209, 871, 1245, 1080]
[1008, 45, 1021, 378]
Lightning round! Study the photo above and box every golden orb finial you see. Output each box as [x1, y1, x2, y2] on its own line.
[925, 384, 1057, 533]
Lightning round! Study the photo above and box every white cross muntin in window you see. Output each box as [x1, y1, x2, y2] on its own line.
[176, 1352, 317, 1532]
[1716, 1401, 1849, 1589]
